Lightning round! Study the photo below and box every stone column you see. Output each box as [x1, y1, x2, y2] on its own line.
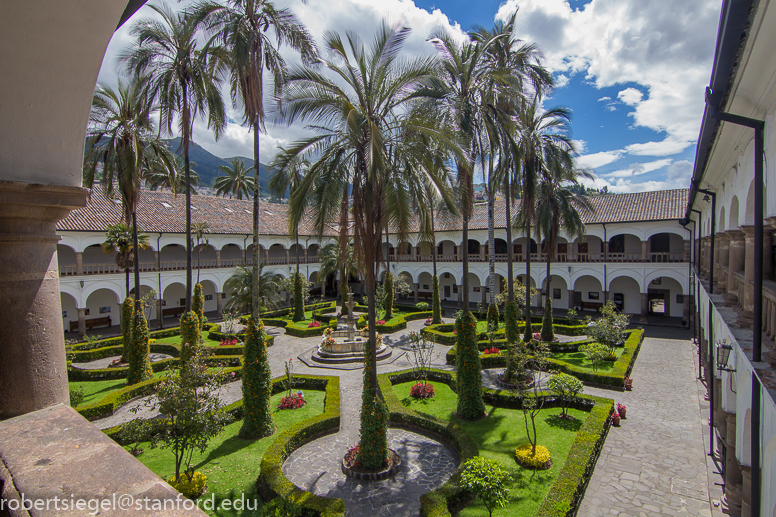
[216, 249, 221, 268]
[641, 240, 649, 261]
[741, 466, 751, 517]
[75, 251, 83, 275]
[242, 248, 247, 265]
[264, 248, 269, 264]
[742, 226, 756, 319]
[684, 239, 691, 261]
[726, 230, 745, 303]
[153, 251, 159, 271]
[715, 233, 729, 293]
[77, 307, 86, 339]
[216, 292, 223, 314]
[722, 412, 743, 515]
[639, 292, 649, 324]
[414, 283, 419, 304]
[285, 249, 290, 264]
[0, 182, 86, 419]
[304, 247, 308, 264]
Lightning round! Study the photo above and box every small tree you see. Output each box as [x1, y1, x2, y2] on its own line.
[121, 417, 151, 456]
[127, 308, 153, 385]
[547, 373, 584, 419]
[579, 343, 611, 372]
[516, 342, 551, 454]
[432, 274, 442, 324]
[383, 271, 395, 320]
[459, 456, 512, 517]
[146, 348, 229, 483]
[239, 317, 275, 439]
[408, 331, 435, 393]
[179, 310, 201, 362]
[587, 301, 630, 353]
[455, 312, 486, 420]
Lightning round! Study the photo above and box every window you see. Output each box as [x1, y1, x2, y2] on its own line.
[609, 235, 625, 253]
[179, 298, 186, 306]
[553, 288, 561, 300]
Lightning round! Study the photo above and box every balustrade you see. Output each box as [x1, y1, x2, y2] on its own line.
[762, 281, 776, 339]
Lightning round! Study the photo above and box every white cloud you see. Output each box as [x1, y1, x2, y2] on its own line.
[575, 150, 624, 169]
[617, 87, 643, 106]
[496, 0, 718, 158]
[602, 158, 672, 178]
[625, 136, 691, 156]
[571, 139, 587, 154]
[555, 74, 570, 88]
[598, 96, 611, 102]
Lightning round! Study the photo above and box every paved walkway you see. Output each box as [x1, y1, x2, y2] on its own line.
[578, 326, 722, 517]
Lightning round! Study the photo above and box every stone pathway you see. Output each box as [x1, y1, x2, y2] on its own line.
[578, 326, 719, 517]
[71, 353, 173, 370]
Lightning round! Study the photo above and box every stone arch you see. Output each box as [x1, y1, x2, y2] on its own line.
[647, 232, 685, 261]
[762, 432, 776, 516]
[607, 232, 642, 259]
[608, 273, 645, 293]
[56, 244, 77, 271]
[606, 226, 645, 240]
[397, 270, 414, 284]
[84, 287, 121, 326]
[729, 196, 740, 228]
[608, 275, 643, 314]
[60, 292, 79, 332]
[83, 281, 123, 303]
[644, 269, 686, 288]
[160, 243, 187, 269]
[542, 275, 568, 310]
[438, 270, 458, 301]
[437, 239, 457, 258]
[162, 282, 187, 317]
[193, 243, 217, 268]
[719, 205, 726, 232]
[267, 243, 287, 264]
[59, 283, 82, 307]
[467, 239, 481, 255]
[198, 279, 218, 313]
[128, 284, 158, 320]
[572, 275, 603, 309]
[745, 179, 758, 225]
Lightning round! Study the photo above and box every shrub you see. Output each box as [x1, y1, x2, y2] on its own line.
[127, 308, 153, 385]
[410, 382, 435, 399]
[515, 444, 552, 470]
[384, 272, 395, 320]
[504, 300, 520, 344]
[192, 283, 204, 327]
[240, 317, 275, 439]
[487, 303, 499, 328]
[293, 272, 305, 322]
[415, 301, 430, 311]
[579, 343, 611, 373]
[278, 393, 306, 410]
[455, 312, 485, 420]
[541, 299, 554, 342]
[121, 417, 150, 456]
[459, 456, 512, 517]
[547, 373, 584, 418]
[121, 297, 134, 362]
[179, 311, 202, 362]
[432, 275, 442, 324]
[357, 340, 389, 471]
[168, 471, 207, 499]
[69, 386, 85, 407]
[587, 301, 630, 352]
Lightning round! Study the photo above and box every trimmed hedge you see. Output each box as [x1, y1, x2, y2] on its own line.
[66, 326, 190, 352]
[355, 311, 432, 334]
[257, 375, 344, 517]
[422, 320, 589, 346]
[284, 318, 337, 337]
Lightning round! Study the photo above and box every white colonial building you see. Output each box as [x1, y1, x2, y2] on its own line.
[56, 187, 691, 334]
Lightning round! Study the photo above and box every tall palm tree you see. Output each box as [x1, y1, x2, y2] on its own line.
[144, 155, 201, 193]
[535, 158, 591, 341]
[122, 2, 227, 312]
[195, 0, 316, 323]
[223, 265, 282, 314]
[268, 151, 309, 320]
[514, 95, 572, 339]
[192, 222, 210, 283]
[100, 222, 150, 296]
[276, 24, 456, 393]
[84, 77, 176, 307]
[214, 158, 254, 199]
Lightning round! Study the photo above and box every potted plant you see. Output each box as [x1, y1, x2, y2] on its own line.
[624, 377, 633, 391]
[617, 403, 627, 419]
[611, 411, 621, 427]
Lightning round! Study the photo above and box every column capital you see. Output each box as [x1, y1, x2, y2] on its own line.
[716, 232, 730, 241]
[766, 216, 776, 228]
[726, 229, 745, 240]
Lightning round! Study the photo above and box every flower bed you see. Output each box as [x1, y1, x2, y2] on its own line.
[278, 392, 306, 410]
[410, 382, 435, 399]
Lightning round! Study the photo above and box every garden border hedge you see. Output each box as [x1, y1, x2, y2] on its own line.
[257, 375, 344, 517]
[379, 368, 613, 517]
[355, 310, 432, 334]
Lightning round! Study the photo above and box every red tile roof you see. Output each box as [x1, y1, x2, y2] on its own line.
[58, 187, 689, 235]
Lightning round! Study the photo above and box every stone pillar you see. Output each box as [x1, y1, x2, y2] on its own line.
[715, 233, 729, 293]
[153, 251, 159, 271]
[722, 412, 743, 515]
[77, 307, 86, 339]
[641, 240, 649, 261]
[264, 248, 269, 264]
[741, 466, 751, 517]
[0, 182, 87, 419]
[726, 230, 745, 303]
[742, 226, 756, 319]
[75, 251, 83, 275]
[216, 249, 221, 268]
[684, 239, 691, 261]
[713, 378, 725, 456]
[414, 283, 419, 304]
[216, 292, 223, 314]
[285, 249, 290, 264]
[639, 292, 649, 324]
[242, 247, 247, 265]
[304, 247, 308, 264]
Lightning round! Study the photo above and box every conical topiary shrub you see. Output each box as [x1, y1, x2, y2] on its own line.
[540, 299, 554, 342]
[432, 275, 442, 324]
[127, 308, 153, 385]
[384, 272, 394, 320]
[357, 340, 389, 470]
[455, 312, 485, 420]
[121, 297, 134, 362]
[505, 300, 520, 344]
[192, 283, 204, 331]
[239, 317, 275, 438]
[180, 310, 201, 363]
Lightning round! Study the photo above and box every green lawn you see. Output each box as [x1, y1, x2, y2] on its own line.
[153, 334, 222, 348]
[127, 390, 326, 516]
[393, 381, 585, 517]
[69, 374, 159, 407]
[551, 345, 626, 374]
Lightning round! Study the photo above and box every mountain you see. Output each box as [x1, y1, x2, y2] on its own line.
[165, 138, 272, 191]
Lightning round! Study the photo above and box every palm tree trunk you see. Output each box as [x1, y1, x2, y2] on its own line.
[546, 256, 552, 313]
[487, 191, 495, 304]
[132, 210, 141, 312]
[525, 213, 532, 334]
[462, 214, 470, 314]
[431, 208, 437, 278]
[505, 174, 514, 302]
[197, 247, 201, 283]
[125, 269, 130, 300]
[183, 84, 192, 312]
[252, 120, 261, 321]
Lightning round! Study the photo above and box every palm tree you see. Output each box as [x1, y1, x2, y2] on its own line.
[122, 2, 227, 312]
[317, 241, 359, 308]
[276, 24, 456, 394]
[268, 151, 309, 320]
[84, 77, 176, 306]
[192, 222, 210, 283]
[514, 95, 573, 339]
[223, 265, 282, 314]
[195, 0, 316, 323]
[214, 157, 254, 199]
[101, 222, 150, 296]
[535, 155, 591, 341]
[144, 155, 202, 193]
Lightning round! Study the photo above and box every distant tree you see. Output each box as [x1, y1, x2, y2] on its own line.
[101, 222, 150, 296]
[224, 265, 282, 314]
[191, 222, 211, 283]
[214, 157, 254, 200]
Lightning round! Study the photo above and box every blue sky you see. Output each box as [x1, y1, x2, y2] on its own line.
[99, 0, 722, 193]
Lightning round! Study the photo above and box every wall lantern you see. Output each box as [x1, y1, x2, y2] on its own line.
[716, 339, 735, 372]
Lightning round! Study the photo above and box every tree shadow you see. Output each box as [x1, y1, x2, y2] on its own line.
[194, 434, 256, 470]
[543, 414, 582, 431]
